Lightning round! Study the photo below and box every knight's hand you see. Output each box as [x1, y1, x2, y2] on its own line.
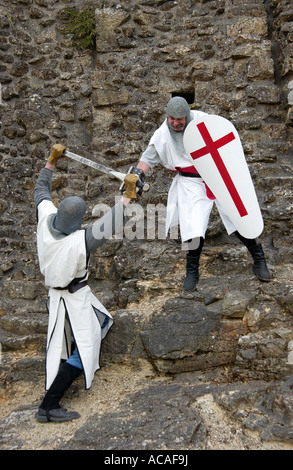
[123, 173, 139, 200]
[131, 168, 145, 195]
[48, 144, 66, 165]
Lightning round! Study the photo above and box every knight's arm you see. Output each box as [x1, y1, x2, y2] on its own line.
[85, 200, 127, 253]
[139, 143, 160, 170]
[85, 173, 138, 253]
[33, 164, 54, 207]
[34, 144, 66, 207]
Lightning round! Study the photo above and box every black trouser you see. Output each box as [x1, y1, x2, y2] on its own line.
[234, 231, 259, 250]
[187, 236, 205, 257]
[187, 232, 258, 257]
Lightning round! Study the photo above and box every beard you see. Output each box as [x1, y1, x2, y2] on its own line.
[167, 114, 194, 155]
[169, 122, 186, 132]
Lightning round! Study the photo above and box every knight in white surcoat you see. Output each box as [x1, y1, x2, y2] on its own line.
[132, 97, 271, 290]
[34, 144, 139, 423]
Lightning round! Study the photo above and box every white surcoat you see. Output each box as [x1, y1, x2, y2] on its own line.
[144, 111, 236, 242]
[37, 200, 113, 390]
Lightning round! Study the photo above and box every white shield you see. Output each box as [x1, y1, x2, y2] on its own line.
[183, 114, 263, 239]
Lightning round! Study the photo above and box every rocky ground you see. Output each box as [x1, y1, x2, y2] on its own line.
[1, 240, 293, 451]
[1, 356, 293, 451]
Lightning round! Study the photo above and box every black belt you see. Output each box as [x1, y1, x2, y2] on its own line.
[54, 279, 88, 293]
[178, 171, 201, 177]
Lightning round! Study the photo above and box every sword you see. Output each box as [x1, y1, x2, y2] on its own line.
[64, 150, 128, 182]
[64, 149, 149, 193]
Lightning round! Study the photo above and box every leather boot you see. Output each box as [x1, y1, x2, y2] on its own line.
[37, 362, 82, 422]
[183, 253, 200, 291]
[247, 242, 271, 281]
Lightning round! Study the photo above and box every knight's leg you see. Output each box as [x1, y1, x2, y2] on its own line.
[183, 237, 205, 291]
[234, 231, 271, 281]
[37, 355, 82, 423]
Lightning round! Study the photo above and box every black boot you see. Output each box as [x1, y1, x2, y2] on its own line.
[234, 232, 271, 282]
[247, 242, 271, 282]
[183, 238, 204, 291]
[37, 362, 82, 423]
[183, 253, 200, 291]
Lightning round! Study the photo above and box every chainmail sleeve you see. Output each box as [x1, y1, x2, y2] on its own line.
[34, 167, 53, 208]
[85, 200, 126, 254]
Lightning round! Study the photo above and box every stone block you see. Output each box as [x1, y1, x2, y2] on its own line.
[140, 297, 243, 373]
[92, 89, 129, 106]
[227, 17, 268, 38]
[95, 8, 130, 52]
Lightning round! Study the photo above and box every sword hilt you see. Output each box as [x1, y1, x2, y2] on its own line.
[120, 166, 150, 195]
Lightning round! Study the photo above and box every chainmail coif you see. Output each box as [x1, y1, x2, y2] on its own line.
[53, 196, 87, 235]
[166, 97, 194, 155]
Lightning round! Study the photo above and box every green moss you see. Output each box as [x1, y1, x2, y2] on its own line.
[62, 8, 96, 50]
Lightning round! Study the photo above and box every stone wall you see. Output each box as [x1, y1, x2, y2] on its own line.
[0, 0, 292, 385]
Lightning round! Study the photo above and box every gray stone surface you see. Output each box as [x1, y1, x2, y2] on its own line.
[0, 0, 292, 451]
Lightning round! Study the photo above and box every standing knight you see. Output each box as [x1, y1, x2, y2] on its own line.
[132, 97, 270, 290]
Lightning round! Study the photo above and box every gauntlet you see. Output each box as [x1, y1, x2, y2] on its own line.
[48, 144, 66, 165]
[123, 173, 139, 199]
[131, 168, 145, 195]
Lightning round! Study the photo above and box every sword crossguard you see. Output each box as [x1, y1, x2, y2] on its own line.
[119, 166, 150, 196]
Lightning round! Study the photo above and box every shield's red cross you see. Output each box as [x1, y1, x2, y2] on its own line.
[190, 122, 248, 217]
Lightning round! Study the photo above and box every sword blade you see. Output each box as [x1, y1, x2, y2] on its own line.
[64, 150, 127, 182]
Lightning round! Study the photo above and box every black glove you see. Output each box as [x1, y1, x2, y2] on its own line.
[131, 168, 145, 195]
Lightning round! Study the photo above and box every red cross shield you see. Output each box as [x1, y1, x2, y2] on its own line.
[183, 114, 263, 238]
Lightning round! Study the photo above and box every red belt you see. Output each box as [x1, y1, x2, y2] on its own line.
[175, 165, 198, 174]
[174, 166, 216, 200]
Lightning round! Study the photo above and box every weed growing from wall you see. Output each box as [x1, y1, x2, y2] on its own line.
[62, 8, 96, 50]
